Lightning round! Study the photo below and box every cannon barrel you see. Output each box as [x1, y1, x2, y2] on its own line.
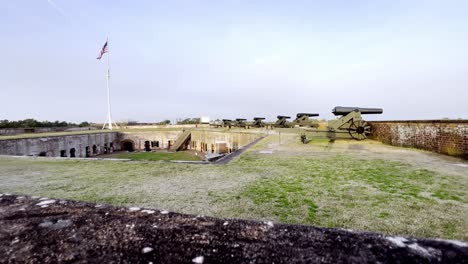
[222, 119, 232, 122]
[277, 115, 291, 119]
[253, 117, 265, 120]
[296, 113, 319, 118]
[236, 118, 247, 121]
[332, 106, 383, 116]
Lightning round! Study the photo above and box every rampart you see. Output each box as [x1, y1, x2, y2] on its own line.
[0, 129, 263, 157]
[0, 127, 97, 136]
[0, 132, 120, 157]
[369, 120, 467, 159]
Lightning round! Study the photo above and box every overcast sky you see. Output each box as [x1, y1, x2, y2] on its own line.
[1, 0, 467, 123]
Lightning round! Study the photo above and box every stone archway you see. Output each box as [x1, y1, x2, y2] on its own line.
[120, 140, 135, 152]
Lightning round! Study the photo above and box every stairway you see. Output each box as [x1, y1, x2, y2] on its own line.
[169, 130, 191, 151]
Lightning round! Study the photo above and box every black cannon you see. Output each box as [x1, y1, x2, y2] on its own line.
[234, 118, 248, 128]
[252, 117, 266, 128]
[222, 119, 233, 128]
[332, 107, 383, 116]
[296, 113, 319, 118]
[274, 116, 293, 128]
[327, 106, 383, 140]
[294, 113, 320, 128]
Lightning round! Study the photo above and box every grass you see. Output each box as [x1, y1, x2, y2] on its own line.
[0, 134, 467, 241]
[104, 151, 203, 161]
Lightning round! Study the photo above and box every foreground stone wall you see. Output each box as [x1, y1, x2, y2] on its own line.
[369, 120, 468, 159]
[0, 132, 120, 157]
[1, 194, 467, 263]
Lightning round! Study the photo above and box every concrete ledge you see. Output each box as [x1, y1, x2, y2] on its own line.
[1, 194, 466, 263]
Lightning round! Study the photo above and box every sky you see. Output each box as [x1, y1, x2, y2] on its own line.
[1, 0, 467, 123]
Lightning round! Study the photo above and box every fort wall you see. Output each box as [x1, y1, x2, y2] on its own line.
[0, 132, 120, 157]
[119, 131, 183, 150]
[190, 130, 262, 153]
[0, 127, 97, 136]
[0, 129, 263, 157]
[369, 120, 468, 159]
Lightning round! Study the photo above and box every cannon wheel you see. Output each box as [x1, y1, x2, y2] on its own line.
[348, 120, 371, 140]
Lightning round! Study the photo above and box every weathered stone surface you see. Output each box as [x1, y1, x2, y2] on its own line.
[370, 120, 468, 159]
[0, 194, 466, 263]
[0, 132, 120, 157]
[0, 130, 262, 158]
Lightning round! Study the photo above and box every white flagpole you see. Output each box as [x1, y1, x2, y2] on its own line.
[102, 36, 118, 130]
[106, 36, 112, 130]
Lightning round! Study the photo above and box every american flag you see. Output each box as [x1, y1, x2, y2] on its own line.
[96, 41, 108, 60]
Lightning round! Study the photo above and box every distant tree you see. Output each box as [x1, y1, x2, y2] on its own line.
[78, 121, 90, 127]
[177, 118, 200, 125]
[156, 120, 171, 125]
[23, 118, 39, 128]
[0, 119, 88, 128]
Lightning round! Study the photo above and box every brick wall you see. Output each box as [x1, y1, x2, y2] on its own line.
[369, 120, 468, 159]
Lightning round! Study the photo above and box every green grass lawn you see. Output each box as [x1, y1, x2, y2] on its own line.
[104, 151, 203, 161]
[0, 134, 467, 240]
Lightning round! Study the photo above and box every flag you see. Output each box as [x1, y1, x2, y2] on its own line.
[97, 41, 108, 60]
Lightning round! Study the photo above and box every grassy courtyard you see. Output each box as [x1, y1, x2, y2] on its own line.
[0, 134, 467, 241]
[103, 151, 203, 161]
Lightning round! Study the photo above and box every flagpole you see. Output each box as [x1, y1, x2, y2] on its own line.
[106, 36, 112, 130]
[100, 36, 119, 130]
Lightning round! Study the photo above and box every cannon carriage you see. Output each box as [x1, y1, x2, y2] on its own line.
[293, 113, 320, 128]
[299, 106, 383, 142]
[251, 117, 266, 128]
[233, 118, 248, 128]
[273, 115, 294, 128]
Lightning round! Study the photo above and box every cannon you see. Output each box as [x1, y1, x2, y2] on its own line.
[300, 106, 383, 142]
[251, 117, 266, 128]
[293, 113, 320, 128]
[273, 115, 294, 128]
[209, 120, 223, 128]
[222, 119, 233, 128]
[332, 107, 383, 116]
[327, 106, 383, 140]
[233, 118, 248, 128]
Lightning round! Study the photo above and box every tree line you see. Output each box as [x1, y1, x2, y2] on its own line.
[0, 119, 91, 129]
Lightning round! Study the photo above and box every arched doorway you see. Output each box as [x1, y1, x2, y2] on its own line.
[70, 148, 76, 158]
[144, 140, 151, 152]
[121, 140, 135, 152]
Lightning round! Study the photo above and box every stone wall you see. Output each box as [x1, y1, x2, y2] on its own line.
[190, 130, 262, 154]
[119, 131, 184, 150]
[0, 130, 263, 157]
[369, 120, 468, 159]
[0, 132, 120, 157]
